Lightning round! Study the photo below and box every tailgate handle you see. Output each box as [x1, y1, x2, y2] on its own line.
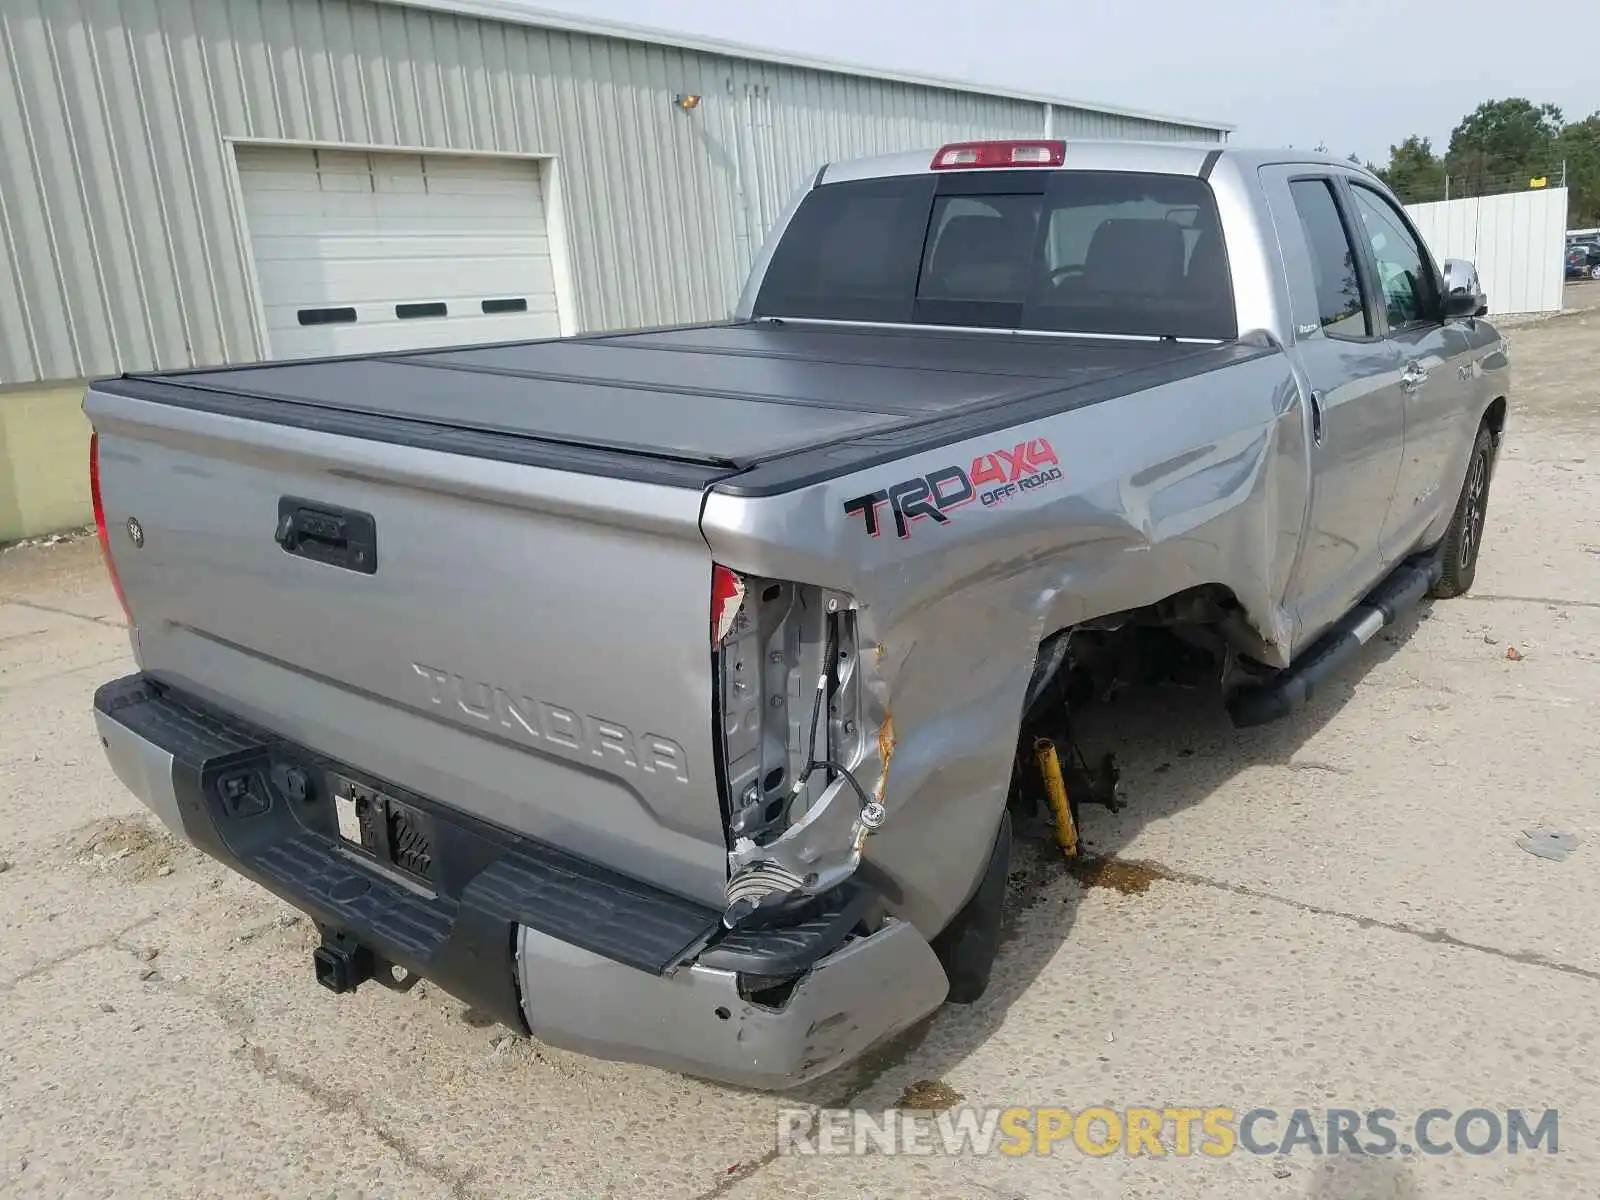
[275, 497, 378, 574]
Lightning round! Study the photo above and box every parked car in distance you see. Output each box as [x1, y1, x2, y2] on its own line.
[1567, 241, 1600, 280]
[85, 142, 1509, 1089]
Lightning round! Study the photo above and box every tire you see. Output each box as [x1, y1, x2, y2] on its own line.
[1430, 423, 1494, 599]
[1590, 263, 1600, 281]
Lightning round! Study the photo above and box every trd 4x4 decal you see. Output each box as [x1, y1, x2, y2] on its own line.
[843, 438, 1062, 538]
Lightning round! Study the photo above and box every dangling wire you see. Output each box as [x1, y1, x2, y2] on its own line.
[785, 619, 872, 819]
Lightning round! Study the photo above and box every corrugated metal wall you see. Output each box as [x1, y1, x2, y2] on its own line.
[1407, 188, 1570, 316]
[0, 0, 1223, 386]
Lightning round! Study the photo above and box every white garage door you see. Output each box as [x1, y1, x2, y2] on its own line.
[236, 146, 564, 358]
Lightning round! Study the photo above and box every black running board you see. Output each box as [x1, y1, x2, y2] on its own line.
[1227, 554, 1442, 728]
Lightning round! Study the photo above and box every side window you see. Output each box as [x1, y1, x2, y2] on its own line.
[1287, 178, 1371, 338]
[1348, 184, 1440, 330]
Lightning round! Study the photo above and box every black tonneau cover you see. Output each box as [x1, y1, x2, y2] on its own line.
[101, 321, 1271, 494]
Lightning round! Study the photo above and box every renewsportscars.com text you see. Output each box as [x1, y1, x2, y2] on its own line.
[777, 1106, 1559, 1158]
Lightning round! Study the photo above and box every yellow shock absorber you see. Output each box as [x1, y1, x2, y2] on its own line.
[1033, 738, 1079, 858]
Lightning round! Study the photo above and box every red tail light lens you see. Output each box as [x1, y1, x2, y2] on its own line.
[931, 139, 1066, 170]
[711, 564, 745, 645]
[89, 432, 132, 624]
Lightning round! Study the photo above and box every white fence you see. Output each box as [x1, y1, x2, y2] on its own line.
[1405, 188, 1570, 316]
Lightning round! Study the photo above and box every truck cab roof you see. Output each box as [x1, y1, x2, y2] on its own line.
[818, 141, 1378, 185]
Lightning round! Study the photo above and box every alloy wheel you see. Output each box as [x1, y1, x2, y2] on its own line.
[1460, 451, 1488, 570]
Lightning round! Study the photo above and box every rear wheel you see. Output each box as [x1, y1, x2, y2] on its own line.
[1590, 263, 1600, 281]
[1430, 423, 1494, 598]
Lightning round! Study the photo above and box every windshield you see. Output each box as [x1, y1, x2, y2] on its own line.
[753, 170, 1237, 340]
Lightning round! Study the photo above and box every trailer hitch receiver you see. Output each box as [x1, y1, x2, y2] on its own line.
[312, 934, 374, 994]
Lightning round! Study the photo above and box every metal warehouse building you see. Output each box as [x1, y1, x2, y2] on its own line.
[0, 0, 1229, 540]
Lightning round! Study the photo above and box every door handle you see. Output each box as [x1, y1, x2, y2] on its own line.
[1400, 362, 1430, 392]
[1309, 389, 1324, 446]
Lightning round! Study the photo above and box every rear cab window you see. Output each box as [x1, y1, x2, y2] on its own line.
[754, 170, 1238, 340]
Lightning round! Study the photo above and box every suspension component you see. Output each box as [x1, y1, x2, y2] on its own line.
[1033, 737, 1079, 858]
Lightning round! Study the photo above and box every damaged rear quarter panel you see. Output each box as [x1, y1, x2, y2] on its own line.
[700, 351, 1308, 936]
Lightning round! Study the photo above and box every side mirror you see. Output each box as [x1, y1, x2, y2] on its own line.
[1441, 258, 1486, 319]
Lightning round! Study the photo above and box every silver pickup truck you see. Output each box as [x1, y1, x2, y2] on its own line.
[87, 140, 1507, 1089]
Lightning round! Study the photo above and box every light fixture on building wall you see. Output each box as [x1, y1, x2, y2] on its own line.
[674, 93, 702, 112]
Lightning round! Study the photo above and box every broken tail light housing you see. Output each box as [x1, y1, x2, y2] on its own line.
[89, 431, 132, 624]
[931, 139, 1066, 170]
[712, 564, 745, 644]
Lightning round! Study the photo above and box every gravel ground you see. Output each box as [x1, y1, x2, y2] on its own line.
[3, 286, 1599, 1198]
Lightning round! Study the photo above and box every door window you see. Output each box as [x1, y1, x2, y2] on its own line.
[1287, 179, 1371, 338]
[1347, 185, 1440, 331]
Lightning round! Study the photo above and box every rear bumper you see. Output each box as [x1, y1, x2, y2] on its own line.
[93, 674, 948, 1089]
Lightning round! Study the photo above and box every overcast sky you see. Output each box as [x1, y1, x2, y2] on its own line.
[537, 0, 1591, 164]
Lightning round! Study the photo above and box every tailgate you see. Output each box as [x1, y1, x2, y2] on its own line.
[86, 384, 730, 906]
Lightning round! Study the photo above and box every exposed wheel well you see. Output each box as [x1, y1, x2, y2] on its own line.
[1484, 395, 1507, 443]
[1022, 583, 1259, 725]
[1009, 586, 1258, 840]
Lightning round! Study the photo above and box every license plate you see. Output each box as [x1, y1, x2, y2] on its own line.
[328, 773, 435, 884]
[334, 791, 364, 845]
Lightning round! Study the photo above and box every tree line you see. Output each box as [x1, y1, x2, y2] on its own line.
[1363, 99, 1600, 225]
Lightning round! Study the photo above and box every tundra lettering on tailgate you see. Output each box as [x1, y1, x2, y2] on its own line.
[410, 663, 690, 782]
[843, 437, 1062, 538]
